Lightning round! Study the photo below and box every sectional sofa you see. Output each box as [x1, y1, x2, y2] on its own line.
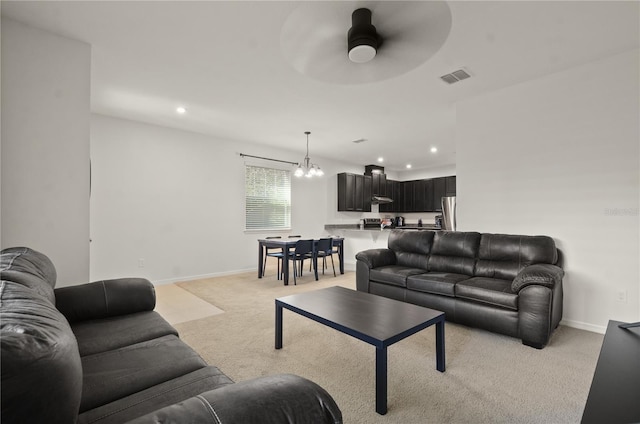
[1, 247, 342, 424]
[356, 230, 564, 348]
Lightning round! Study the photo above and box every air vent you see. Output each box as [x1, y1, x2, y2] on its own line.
[440, 69, 471, 84]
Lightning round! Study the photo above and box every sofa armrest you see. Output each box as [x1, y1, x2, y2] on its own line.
[355, 248, 396, 269]
[126, 374, 342, 424]
[356, 249, 397, 293]
[54, 278, 156, 323]
[512, 264, 564, 293]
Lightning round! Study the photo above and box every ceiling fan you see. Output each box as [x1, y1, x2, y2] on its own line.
[347, 8, 382, 63]
[280, 1, 452, 84]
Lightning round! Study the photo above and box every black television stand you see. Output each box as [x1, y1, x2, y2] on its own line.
[582, 320, 640, 423]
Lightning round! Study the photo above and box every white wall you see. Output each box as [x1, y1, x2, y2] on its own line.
[457, 49, 640, 331]
[90, 114, 363, 283]
[1, 18, 91, 286]
[396, 164, 456, 181]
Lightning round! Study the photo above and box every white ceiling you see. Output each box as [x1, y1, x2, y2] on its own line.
[2, 1, 638, 172]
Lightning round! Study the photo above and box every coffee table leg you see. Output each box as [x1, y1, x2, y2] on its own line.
[375, 346, 388, 415]
[275, 302, 283, 349]
[436, 319, 445, 372]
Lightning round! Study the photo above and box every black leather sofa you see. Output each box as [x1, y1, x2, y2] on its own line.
[1, 247, 342, 424]
[356, 230, 564, 348]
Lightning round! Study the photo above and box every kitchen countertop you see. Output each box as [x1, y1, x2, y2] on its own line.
[324, 224, 441, 232]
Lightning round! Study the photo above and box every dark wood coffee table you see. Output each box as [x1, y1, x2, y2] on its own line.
[275, 286, 445, 415]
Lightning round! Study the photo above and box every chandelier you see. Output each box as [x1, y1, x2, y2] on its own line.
[294, 131, 324, 178]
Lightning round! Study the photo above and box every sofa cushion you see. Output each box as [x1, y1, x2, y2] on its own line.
[387, 230, 433, 269]
[1, 247, 57, 303]
[475, 233, 558, 281]
[428, 231, 481, 275]
[80, 334, 207, 412]
[71, 311, 179, 356]
[77, 366, 233, 424]
[370, 266, 426, 287]
[406, 272, 471, 297]
[455, 277, 519, 311]
[1, 281, 83, 424]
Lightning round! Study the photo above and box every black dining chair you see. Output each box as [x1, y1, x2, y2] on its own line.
[285, 234, 302, 256]
[307, 238, 335, 277]
[262, 236, 283, 279]
[289, 239, 315, 285]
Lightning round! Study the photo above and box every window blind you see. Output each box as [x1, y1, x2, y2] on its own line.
[245, 165, 291, 230]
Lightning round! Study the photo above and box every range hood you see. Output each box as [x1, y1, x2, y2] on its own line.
[365, 165, 393, 204]
[372, 195, 393, 204]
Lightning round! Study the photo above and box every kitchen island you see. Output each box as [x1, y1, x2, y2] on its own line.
[323, 226, 389, 272]
[324, 224, 440, 232]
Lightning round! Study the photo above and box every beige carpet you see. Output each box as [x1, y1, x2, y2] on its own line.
[169, 267, 603, 424]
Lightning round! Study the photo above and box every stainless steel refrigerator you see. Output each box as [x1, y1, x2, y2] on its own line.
[441, 196, 456, 231]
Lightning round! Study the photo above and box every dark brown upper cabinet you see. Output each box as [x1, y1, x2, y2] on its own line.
[337, 173, 372, 212]
[371, 172, 387, 196]
[338, 173, 455, 213]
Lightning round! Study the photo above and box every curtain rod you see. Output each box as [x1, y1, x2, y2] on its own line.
[239, 153, 298, 166]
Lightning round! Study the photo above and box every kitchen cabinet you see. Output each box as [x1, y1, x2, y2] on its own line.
[432, 177, 447, 211]
[394, 181, 403, 212]
[338, 173, 354, 211]
[381, 176, 454, 213]
[338, 173, 455, 213]
[354, 174, 364, 211]
[425, 179, 435, 211]
[337, 173, 372, 212]
[413, 179, 427, 212]
[364, 175, 372, 212]
[402, 181, 414, 212]
[371, 173, 387, 196]
[379, 179, 396, 213]
[445, 176, 456, 197]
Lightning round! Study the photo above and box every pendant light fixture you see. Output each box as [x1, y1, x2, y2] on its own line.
[295, 131, 323, 178]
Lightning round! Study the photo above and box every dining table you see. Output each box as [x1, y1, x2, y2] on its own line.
[258, 237, 344, 286]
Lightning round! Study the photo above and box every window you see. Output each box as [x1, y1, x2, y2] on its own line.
[245, 164, 291, 230]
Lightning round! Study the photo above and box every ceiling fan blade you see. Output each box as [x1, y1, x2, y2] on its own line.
[280, 1, 452, 84]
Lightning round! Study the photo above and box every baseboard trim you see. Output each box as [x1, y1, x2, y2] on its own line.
[560, 318, 606, 334]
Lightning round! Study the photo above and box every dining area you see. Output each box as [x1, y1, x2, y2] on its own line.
[257, 236, 345, 285]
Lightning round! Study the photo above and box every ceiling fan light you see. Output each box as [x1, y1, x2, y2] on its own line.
[349, 44, 377, 63]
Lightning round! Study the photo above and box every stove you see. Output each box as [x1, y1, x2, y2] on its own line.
[363, 218, 382, 228]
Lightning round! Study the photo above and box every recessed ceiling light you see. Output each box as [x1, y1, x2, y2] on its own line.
[430, 147, 438, 153]
[406, 164, 412, 169]
[377, 157, 384, 163]
[176, 106, 187, 114]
